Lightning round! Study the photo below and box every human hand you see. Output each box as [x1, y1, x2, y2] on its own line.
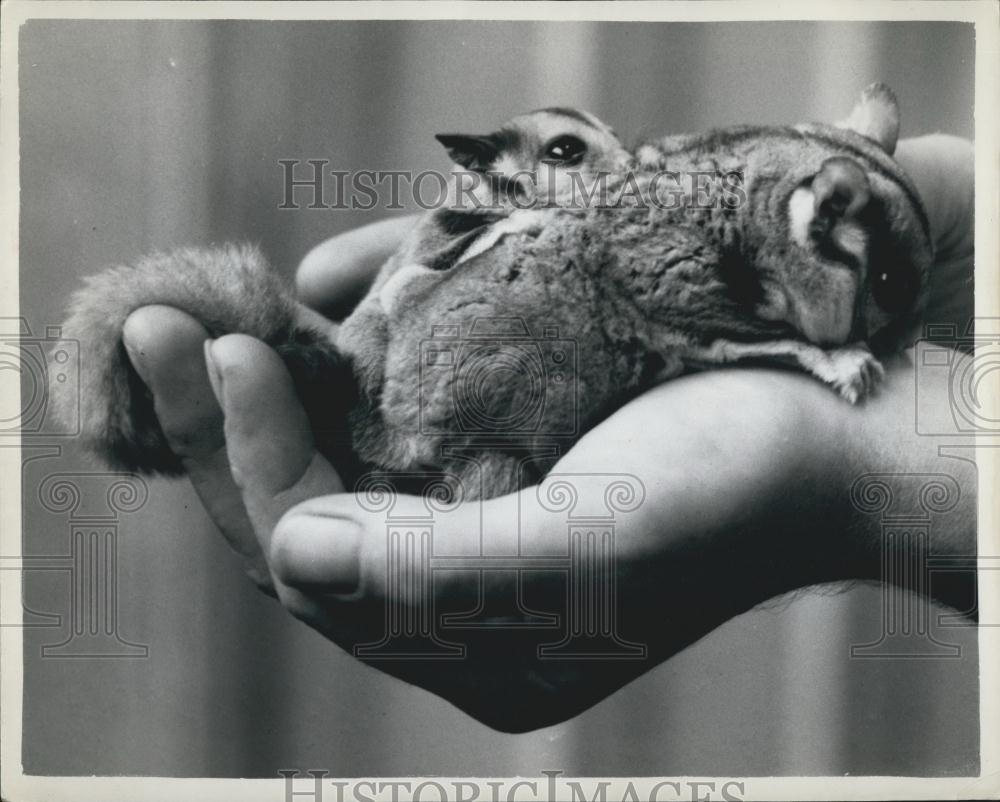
[121, 135, 976, 731]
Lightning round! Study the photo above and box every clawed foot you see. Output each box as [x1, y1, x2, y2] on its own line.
[823, 345, 886, 404]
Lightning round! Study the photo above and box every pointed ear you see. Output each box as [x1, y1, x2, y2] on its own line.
[434, 134, 498, 172]
[836, 83, 900, 155]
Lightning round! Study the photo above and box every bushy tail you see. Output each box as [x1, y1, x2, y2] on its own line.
[51, 244, 348, 476]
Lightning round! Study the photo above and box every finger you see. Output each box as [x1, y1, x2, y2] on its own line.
[204, 334, 346, 614]
[266, 369, 849, 662]
[526, 369, 853, 555]
[296, 215, 418, 319]
[894, 135, 974, 262]
[266, 370, 834, 606]
[894, 135, 974, 328]
[121, 305, 223, 460]
[121, 306, 271, 588]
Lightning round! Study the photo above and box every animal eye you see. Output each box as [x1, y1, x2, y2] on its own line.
[871, 264, 917, 315]
[542, 135, 587, 166]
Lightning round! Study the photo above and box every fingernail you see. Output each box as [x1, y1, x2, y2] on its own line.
[203, 339, 223, 405]
[274, 514, 362, 596]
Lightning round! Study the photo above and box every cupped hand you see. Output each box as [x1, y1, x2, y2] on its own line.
[121, 135, 975, 731]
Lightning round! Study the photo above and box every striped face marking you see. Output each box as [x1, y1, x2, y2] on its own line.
[784, 181, 869, 345]
[788, 187, 816, 248]
[788, 183, 869, 268]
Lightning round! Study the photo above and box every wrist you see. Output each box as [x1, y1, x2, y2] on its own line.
[839, 354, 977, 611]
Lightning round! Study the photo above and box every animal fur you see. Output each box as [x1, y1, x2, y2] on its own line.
[52, 85, 933, 500]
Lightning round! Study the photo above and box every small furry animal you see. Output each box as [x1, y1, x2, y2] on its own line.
[399, 107, 631, 272]
[53, 84, 932, 499]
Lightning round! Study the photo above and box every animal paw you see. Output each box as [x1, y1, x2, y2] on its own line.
[825, 345, 885, 404]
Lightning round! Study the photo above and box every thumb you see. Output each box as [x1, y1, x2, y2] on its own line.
[269, 481, 566, 611]
[269, 489, 482, 608]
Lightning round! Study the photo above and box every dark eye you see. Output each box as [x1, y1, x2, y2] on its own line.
[871, 264, 918, 315]
[542, 135, 586, 166]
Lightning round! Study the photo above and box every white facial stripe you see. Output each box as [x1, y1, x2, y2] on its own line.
[832, 221, 868, 267]
[494, 154, 522, 178]
[789, 186, 869, 266]
[785, 186, 868, 344]
[788, 187, 815, 248]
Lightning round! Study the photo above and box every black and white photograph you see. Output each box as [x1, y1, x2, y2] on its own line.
[1, 2, 997, 800]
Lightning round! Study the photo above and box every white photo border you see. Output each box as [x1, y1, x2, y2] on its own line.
[1, 2, 996, 800]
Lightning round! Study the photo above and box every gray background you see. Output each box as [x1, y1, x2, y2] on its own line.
[18, 20, 977, 777]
